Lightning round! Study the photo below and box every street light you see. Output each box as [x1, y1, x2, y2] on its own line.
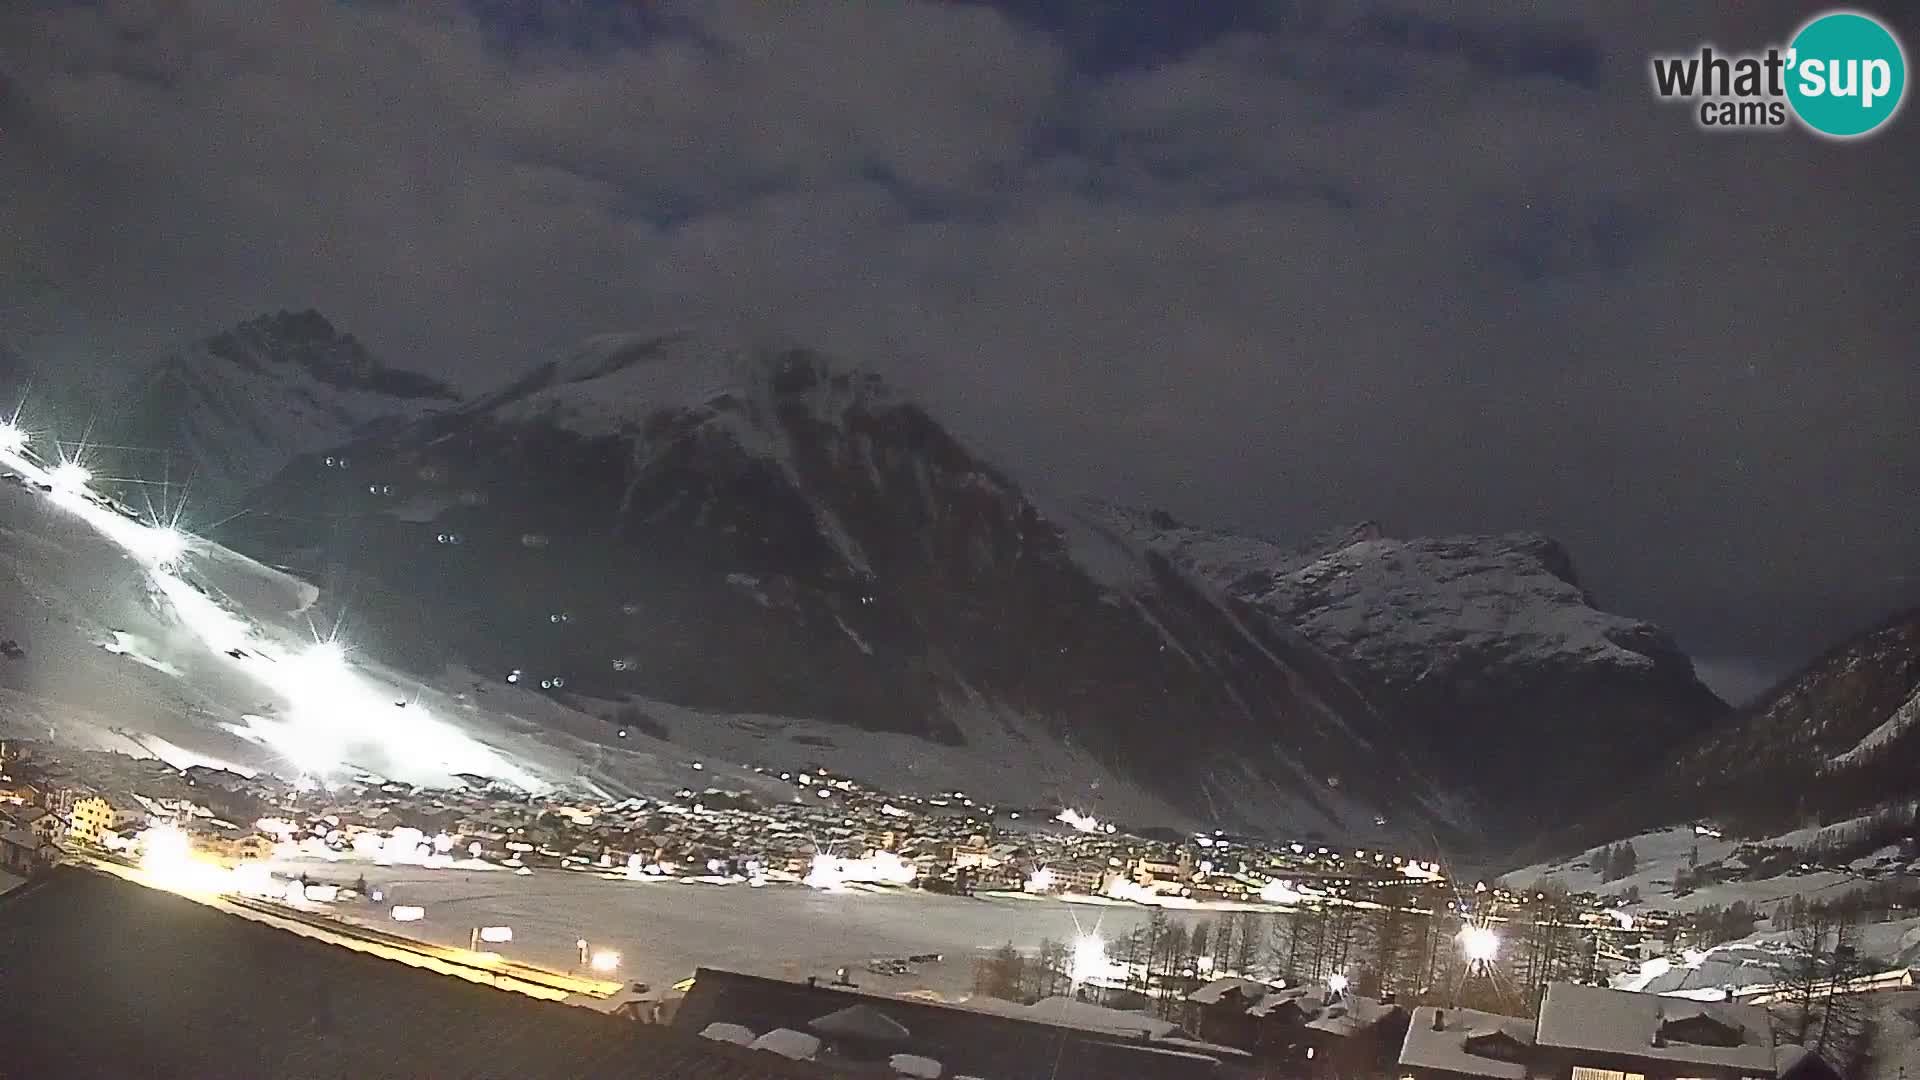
[1458, 925, 1499, 968]
[1070, 933, 1108, 984]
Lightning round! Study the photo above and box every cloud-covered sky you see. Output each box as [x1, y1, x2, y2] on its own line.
[2, 0, 1915, 699]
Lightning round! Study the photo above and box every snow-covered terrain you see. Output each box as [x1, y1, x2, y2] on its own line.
[1504, 825, 1912, 915]
[1647, 608, 1920, 837]
[0, 421, 1253, 827]
[104, 310, 458, 514]
[1056, 500, 1724, 828]
[221, 325, 1474, 839]
[265, 856, 1158, 998]
[1070, 503, 1685, 679]
[33, 314, 1732, 842]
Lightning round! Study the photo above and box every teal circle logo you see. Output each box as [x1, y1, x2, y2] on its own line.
[1786, 11, 1907, 138]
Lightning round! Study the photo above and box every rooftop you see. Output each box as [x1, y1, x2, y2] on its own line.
[0, 866, 834, 1079]
[1400, 1006, 1534, 1080]
[1536, 981, 1773, 1074]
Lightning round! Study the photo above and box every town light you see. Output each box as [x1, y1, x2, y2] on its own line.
[1070, 933, 1108, 984]
[1458, 925, 1500, 966]
[590, 949, 621, 972]
[50, 461, 92, 490]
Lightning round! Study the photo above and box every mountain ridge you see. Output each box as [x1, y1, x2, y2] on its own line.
[104, 309, 459, 515]
[100, 314, 1727, 843]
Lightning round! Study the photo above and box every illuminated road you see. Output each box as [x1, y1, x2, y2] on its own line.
[79, 855, 625, 1005]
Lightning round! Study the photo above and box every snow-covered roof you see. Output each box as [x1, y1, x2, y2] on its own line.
[889, 1053, 942, 1078]
[699, 1021, 757, 1046]
[1247, 984, 1327, 1018]
[1304, 994, 1399, 1038]
[1020, 996, 1175, 1038]
[1399, 1007, 1533, 1080]
[748, 1028, 821, 1061]
[1536, 983, 1772, 1074]
[1188, 975, 1273, 1005]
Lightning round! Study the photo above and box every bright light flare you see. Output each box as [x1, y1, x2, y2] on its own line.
[1326, 972, 1349, 995]
[804, 851, 917, 890]
[1458, 925, 1500, 966]
[1024, 867, 1056, 893]
[391, 905, 425, 922]
[1055, 808, 1102, 833]
[129, 525, 187, 567]
[1259, 879, 1304, 905]
[49, 461, 92, 490]
[0, 422, 25, 454]
[1069, 933, 1124, 985]
[136, 823, 228, 894]
[590, 949, 621, 972]
[301, 639, 347, 671]
[477, 925, 513, 943]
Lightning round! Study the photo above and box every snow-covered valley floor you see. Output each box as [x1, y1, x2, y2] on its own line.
[266, 856, 1153, 998]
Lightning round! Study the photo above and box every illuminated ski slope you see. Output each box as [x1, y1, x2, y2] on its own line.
[0, 421, 547, 791]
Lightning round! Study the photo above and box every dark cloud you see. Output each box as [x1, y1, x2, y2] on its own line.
[1, 0, 1915, 677]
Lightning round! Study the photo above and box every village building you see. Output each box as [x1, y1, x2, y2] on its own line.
[65, 793, 114, 847]
[1534, 982, 1774, 1080]
[1400, 1006, 1535, 1080]
[676, 965, 1228, 1078]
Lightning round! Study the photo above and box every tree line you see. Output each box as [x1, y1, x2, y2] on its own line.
[974, 883, 1596, 1020]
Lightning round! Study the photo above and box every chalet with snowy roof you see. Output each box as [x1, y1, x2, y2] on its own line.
[677, 966, 1225, 1078]
[1534, 982, 1774, 1080]
[1400, 1006, 1535, 1080]
[1187, 975, 1275, 1047]
[1301, 992, 1408, 1078]
[1181, 977, 1404, 1069]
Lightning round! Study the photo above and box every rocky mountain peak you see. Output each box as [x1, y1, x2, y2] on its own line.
[106, 311, 461, 514]
[475, 329, 891, 441]
[203, 309, 456, 401]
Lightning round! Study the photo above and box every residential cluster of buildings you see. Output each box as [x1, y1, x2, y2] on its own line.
[0, 736, 1460, 901]
[1179, 975, 1795, 1080]
[676, 966, 1815, 1080]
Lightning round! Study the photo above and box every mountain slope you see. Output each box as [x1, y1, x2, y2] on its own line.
[1065, 504, 1727, 831]
[220, 329, 1465, 840]
[106, 310, 459, 514]
[1660, 608, 1920, 833]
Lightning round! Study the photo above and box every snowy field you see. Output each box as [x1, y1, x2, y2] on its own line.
[267, 856, 1159, 997]
[1504, 826, 1874, 914]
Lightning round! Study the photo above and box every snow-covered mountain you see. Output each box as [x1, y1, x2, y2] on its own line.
[220, 329, 1462, 840]
[1062, 504, 1726, 830]
[206, 324, 1724, 843]
[1654, 608, 1918, 834]
[1514, 607, 1920, 875]
[106, 310, 459, 514]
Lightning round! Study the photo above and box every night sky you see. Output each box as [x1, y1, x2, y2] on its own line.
[1, 1, 1915, 701]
